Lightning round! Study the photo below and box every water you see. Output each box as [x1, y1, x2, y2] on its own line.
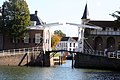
[0, 60, 120, 80]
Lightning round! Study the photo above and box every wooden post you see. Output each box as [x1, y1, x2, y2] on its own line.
[43, 52, 45, 67]
[27, 53, 28, 67]
[61, 56, 62, 65]
[59, 56, 60, 65]
[72, 53, 74, 69]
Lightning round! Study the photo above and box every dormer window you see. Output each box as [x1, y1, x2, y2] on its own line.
[31, 21, 36, 26]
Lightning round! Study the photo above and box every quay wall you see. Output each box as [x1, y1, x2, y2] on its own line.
[0, 54, 31, 66]
[74, 53, 120, 70]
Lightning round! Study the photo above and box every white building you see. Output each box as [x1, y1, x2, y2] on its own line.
[56, 37, 78, 51]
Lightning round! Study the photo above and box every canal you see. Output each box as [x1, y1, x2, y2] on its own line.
[0, 60, 120, 80]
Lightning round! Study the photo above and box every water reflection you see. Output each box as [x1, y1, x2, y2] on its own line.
[0, 61, 119, 80]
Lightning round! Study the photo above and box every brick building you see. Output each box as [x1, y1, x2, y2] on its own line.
[82, 4, 120, 52]
[0, 11, 51, 51]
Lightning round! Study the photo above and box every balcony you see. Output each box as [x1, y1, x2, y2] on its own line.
[90, 30, 120, 35]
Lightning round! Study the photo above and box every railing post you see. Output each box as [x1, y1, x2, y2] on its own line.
[24, 48, 25, 54]
[89, 49, 91, 54]
[8, 50, 10, 55]
[108, 52, 110, 58]
[3, 50, 4, 56]
[32, 47, 34, 53]
[100, 51, 101, 56]
[37, 47, 38, 53]
[14, 49, 15, 55]
[93, 50, 95, 55]
[19, 49, 20, 54]
[113, 52, 115, 58]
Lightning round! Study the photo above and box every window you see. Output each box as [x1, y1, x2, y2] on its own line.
[66, 43, 67, 47]
[35, 33, 41, 43]
[61, 43, 63, 47]
[29, 38, 31, 43]
[33, 38, 35, 43]
[70, 43, 72, 47]
[46, 39, 47, 43]
[57, 44, 59, 47]
[11, 38, 20, 43]
[114, 27, 117, 31]
[103, 27, 106, 31]
[73, 49, 75, 51]
[69, 48, 71, 51]
[59, 43, 61, 47]
[73, 43, 75, 47]
[24, 34, 29, 43]
[31, 21, 36, 26]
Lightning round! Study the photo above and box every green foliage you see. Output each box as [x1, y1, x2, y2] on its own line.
[1, 0, 30, 42]
[54, 30, 66, 37]
[111, 11, 120, 27]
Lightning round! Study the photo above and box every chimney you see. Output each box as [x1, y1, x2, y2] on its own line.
[35, 11, 38, 15]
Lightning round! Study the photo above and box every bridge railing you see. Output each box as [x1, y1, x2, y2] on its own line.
[84, 49, 104, 56]
[0, 47, 42, 56]
[84, 49, 120, 59]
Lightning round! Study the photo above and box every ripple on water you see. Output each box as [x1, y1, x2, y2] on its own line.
[0, 63, 119, 80]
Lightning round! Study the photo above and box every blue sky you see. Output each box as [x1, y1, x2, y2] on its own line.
[0, 0, 120, 36]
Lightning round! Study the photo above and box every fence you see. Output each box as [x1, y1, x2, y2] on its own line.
[84, 49, 120, 59]
[0, 47, 42, 56]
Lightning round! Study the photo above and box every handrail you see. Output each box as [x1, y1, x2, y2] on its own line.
[0, 47, 42, 56]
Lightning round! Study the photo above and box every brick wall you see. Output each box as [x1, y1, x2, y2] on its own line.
[3, 30, 43, 50]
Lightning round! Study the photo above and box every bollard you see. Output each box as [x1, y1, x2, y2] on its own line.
[72, 53, 74, 69]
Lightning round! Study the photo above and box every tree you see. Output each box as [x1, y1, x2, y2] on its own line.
[1, 0, 30, 44]
[51, 30, 66, 49]
[110, 11, 120, 27]
[51, 34, 61, 49]
[54, 30, 66, 37]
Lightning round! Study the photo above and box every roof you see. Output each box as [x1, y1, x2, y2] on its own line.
[61, 37, 78, 41]
[72, 37, 78, 41]
[81, 3, 89, 19]
[87, 20, 118, 27]
[30, 11, 44, 25]
[61, 37, 69, 41]
[27, 25, 44, 30]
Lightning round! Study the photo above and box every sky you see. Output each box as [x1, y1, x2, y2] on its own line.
[0, 0, 120, 37]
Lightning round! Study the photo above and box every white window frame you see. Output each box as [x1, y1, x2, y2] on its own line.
[35, 33, 41, 43]
[24, 33, 29, 43]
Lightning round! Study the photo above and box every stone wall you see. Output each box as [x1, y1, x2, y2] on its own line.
[74, 53, 120, 70]
[0, 54, 31, 66]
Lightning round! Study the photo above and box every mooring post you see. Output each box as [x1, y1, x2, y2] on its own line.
[27, 53, 28, 67]
[61, 56, 63, 65]
[72, 53, 74, 69]
[59, 56, 61, 65]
